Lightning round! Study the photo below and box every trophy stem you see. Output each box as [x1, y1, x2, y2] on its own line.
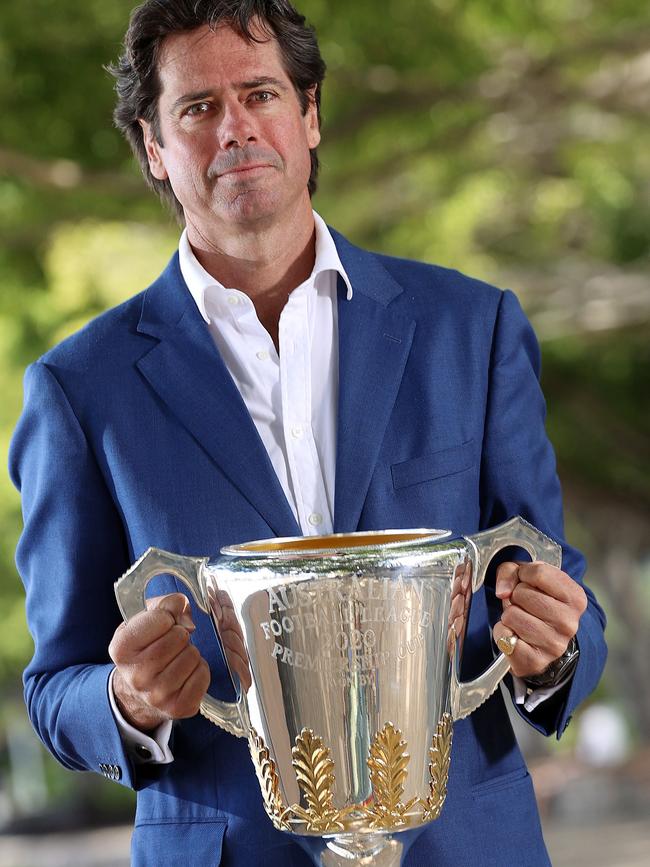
[320, 835, 403, 866]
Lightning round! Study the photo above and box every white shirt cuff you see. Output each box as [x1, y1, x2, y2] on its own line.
[108, 668, 174, 764]
[512, 673, 571, 712]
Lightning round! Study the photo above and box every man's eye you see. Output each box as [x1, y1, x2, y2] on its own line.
[250, 91, 276, 103]
[186, 102, 211, 116]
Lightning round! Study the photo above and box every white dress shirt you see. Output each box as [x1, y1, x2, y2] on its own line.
[178, 210, 352, 536]
[109, 211, 564, 762]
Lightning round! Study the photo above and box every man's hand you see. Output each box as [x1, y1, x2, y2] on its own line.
[109, 593, 211, 732]
[492, 561, 587, 680]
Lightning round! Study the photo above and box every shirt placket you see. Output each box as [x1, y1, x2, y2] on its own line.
[279, 289, 333, 536]
[212, 288, 299, 520]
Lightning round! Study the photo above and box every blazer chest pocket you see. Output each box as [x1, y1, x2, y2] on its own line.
[391, 440, 475, 490]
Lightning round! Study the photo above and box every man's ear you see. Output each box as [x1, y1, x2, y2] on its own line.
[304, 86, 321, 150]
[139, 119, 168, 181]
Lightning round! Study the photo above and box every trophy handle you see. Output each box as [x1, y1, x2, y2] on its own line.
[450, 516, 562, 720]
[114, 547, 248, 739]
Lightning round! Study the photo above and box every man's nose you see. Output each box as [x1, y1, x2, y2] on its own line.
[218, 99, 257, 149]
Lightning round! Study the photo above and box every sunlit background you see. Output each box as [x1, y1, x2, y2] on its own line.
[1, 1, 649, 864]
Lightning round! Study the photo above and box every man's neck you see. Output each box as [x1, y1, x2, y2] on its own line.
[185, 203, 317, 349]
[186, 202, 316, 293]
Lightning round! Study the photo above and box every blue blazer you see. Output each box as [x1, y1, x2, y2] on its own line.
[10, 229, 606, 866]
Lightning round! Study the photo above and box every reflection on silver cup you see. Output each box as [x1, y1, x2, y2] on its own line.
[116, 517, 560, 865]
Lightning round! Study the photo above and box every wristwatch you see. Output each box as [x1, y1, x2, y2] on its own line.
[524, 636, 579, 690]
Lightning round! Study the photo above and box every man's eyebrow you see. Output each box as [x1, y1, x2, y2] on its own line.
[236, 75, 288, 91]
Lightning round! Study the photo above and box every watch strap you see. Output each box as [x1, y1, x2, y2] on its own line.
[523, 636, 579, 689]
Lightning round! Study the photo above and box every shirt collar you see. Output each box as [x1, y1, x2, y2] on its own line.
[311, 211, 354, 301]
[178, 210, 353, 325]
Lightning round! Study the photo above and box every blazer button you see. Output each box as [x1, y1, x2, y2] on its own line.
[111, 764, 122, 781]
[99, 762, 107, 775]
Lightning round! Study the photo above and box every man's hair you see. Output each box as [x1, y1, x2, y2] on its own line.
[108, 0, 326, 222]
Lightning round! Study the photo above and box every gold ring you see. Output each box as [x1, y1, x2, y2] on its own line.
[497, 634, 518, 657]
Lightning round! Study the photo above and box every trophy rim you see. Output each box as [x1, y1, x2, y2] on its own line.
[219, 528, 453, 559]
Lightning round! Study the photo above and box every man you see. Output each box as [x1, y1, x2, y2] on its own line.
[10, 1, 606, 864]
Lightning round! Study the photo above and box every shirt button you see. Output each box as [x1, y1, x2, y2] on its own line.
[227, 295, 240, 306]
[291, 425, 303, 439]
[135, 744, 152, 761]
[308, 513, 323, 527]
[256, 350, 269, 361]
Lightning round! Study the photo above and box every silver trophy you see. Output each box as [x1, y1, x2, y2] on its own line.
[115, 517, 560, 865]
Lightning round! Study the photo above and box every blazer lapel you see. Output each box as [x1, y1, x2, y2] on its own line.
[135, 256, 300, 538]
[331, 232, 416, 533]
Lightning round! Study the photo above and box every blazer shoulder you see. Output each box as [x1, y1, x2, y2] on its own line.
[375, 251, 504, 312]
[37, 290, 149, 374]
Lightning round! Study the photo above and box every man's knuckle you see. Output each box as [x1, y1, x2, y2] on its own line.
[566, 615, 580, 636]
[551, 637, 568, 658]
[576, 590, 588, 613]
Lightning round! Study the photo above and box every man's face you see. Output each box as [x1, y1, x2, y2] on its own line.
[141, 24, 320, 234]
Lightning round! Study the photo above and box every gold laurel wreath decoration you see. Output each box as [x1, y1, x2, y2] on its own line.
[291, 728, 344, 832]
[248, 715, 454, 834]
[366, 722, 418, 829]
[420, 713, 453, 822]
[248, 728, 291, 831]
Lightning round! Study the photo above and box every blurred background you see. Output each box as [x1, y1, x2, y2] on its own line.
[0, 0, 649, 864]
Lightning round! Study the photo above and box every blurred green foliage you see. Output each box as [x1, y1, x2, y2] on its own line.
[1, 0, 649, 820]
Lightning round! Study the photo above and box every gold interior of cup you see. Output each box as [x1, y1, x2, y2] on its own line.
[227, 529, 445, 555]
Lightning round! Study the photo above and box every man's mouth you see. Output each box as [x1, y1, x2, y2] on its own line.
[221, 164, 271, 177]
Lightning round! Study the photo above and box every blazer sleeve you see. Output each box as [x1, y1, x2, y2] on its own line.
[478, 289, 607, 738]
[9, 360, 167, 789]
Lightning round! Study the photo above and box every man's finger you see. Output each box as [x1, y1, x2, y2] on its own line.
[169, 658, 212, 719]
[492, 621, 551, 679]
[111, 608, 177, 657]
[495, 562, 519, 600]
[147, 592, 196, 631]
[111, 594, 195, 658]
[515, 562, 584, 608]
[501, 603, 572, 661]
[129, 624, 194, 679]
[510, 582, 568, 628]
